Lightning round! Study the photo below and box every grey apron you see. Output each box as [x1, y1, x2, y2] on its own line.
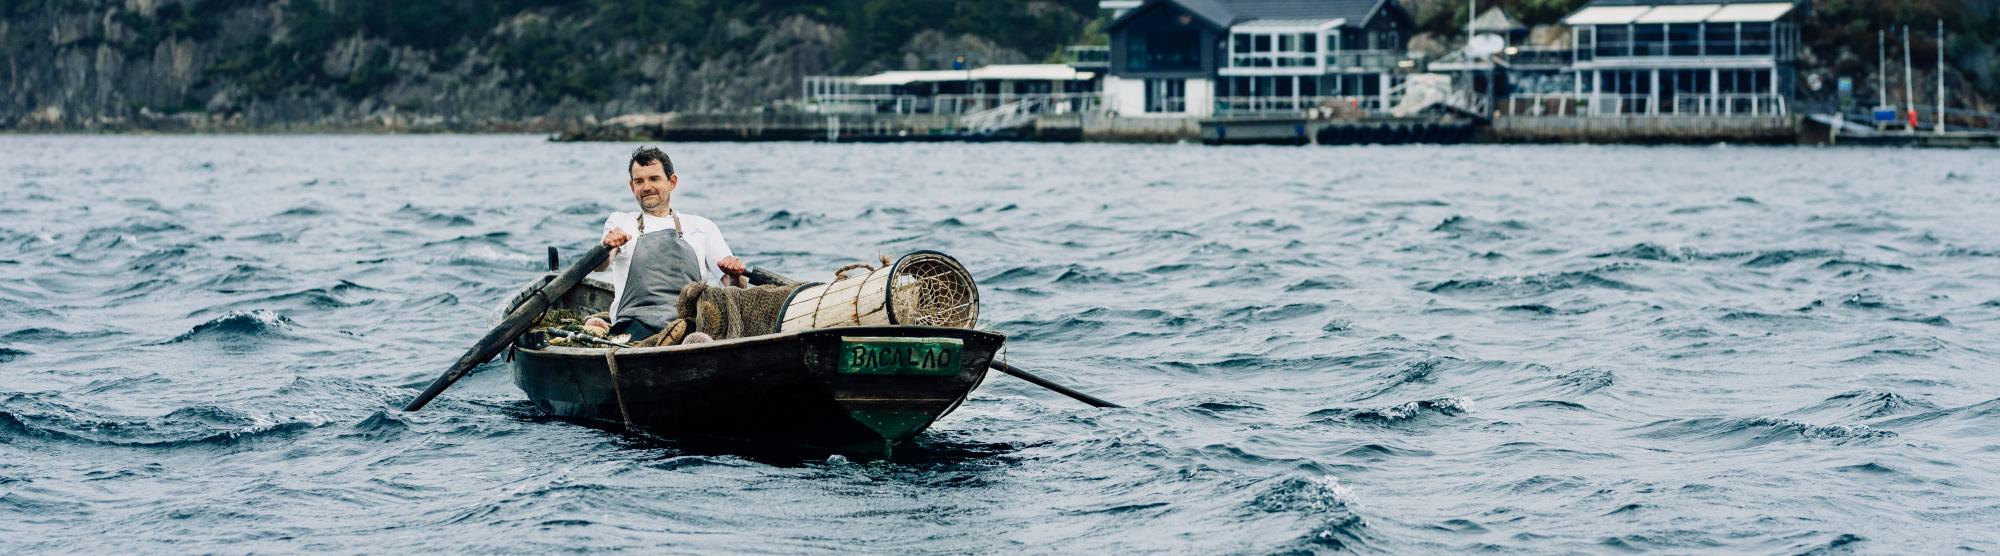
[613, 221, 703, 333]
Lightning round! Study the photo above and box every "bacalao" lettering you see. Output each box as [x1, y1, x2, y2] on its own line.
[848, 344, 953, 370]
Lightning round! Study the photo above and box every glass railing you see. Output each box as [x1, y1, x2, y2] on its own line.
[1063, 45, 1109, 67]
[1672, 94, 1787, 117]
[1323, 50, 1403, 68]
[1227, 54, 1319, 68]
[1504, 47, 1572, 67]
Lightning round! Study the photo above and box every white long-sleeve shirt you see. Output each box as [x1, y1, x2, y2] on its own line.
[590, 211, 734, 320]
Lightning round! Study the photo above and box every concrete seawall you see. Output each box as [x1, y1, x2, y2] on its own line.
[556, 112, 1203, 143]
[1484, 115, 1801, 144]
[552, 112, 2000, 147]
[556, 113, 962, 142]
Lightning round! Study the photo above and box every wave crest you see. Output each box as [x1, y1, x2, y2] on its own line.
[1249, 476, 1374, 550]
[168, 309, 295, 343]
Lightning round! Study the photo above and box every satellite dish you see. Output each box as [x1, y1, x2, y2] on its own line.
[1467, 33, 1506, 57]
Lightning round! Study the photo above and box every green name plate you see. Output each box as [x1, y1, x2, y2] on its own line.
[838, 337, 964, 376]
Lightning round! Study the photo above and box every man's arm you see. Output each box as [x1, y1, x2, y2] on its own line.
[597, 228, 629, 272]
[595, 216, 629, 272]
[707, 221, 744, 276]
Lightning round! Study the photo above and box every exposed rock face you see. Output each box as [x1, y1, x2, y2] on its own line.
[1, 2, 1044, 132]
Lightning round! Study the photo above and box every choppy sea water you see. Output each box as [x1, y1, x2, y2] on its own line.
[2, 135, 1998, 553]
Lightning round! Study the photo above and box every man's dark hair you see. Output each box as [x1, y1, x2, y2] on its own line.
[629, 146, 673, 177]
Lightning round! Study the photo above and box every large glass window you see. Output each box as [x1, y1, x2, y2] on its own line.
[1739, 23, 1772, 55]
[1230, 31, 1320, 69]
[1575, 27, 1595, 62]
[1634, 24, 1665, 56]
[1671, 69, 1710, 93]
[1597, 25, 1631, 58]
[1128, 30, 1201, 72]
[1668, 24, 1700, 56]
[1704, 23, 1736, 56]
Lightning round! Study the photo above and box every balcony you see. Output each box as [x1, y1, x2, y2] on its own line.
[1325, 50, 1404, 70]
[1062, 45, 1109, 71]
[1493, 93, 1788, 118]
[1575, 22, 1798, 65]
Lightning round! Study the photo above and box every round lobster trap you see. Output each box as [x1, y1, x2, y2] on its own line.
[779, 251, 980, 333]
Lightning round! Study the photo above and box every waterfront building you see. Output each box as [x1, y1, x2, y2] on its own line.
[1100, 0, 1416, 118]
[1428, 6, 1575, 116]
[1561, 0, 1803, 117]
[802, 64, 1102, 116]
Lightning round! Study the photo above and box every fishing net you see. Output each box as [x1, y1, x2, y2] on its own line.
[676, 282, 809, 341]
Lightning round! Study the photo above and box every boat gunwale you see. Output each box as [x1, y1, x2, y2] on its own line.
[517, 324, 1006, 360]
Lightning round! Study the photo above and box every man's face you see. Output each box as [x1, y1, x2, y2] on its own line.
[629, 161, 675, 211]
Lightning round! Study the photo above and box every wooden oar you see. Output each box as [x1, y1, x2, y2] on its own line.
[989, 360, 1123, 408]
[748, 266, 1122, 409]
[402, 244, 612, 412]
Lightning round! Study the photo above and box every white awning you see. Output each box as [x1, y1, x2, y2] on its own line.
[855, 71, 962, 86]
[854, 65, 1096, 86]
[1231, 18, 1343, 31]
[1564, 6, 1650, 25]
[1635, 4, 1720, 24]
[967, 64, 1096, 81]
[1707, 3, 1794, 23]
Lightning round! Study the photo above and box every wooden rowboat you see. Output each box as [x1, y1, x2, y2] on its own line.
[509, 276, 1004, 458]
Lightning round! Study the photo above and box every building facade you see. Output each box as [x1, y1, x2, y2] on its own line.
[1102, 0, 1415, 118]
[1564, 0, 1803, 117]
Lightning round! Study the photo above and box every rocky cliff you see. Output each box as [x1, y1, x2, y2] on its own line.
[3, 0, 1095, 131]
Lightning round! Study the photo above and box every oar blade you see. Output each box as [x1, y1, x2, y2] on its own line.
[402, 244, 611, 412]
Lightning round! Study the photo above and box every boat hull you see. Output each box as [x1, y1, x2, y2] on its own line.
[512, 325, 1002, 458]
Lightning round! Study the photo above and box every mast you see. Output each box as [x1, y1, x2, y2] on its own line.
[1877, 30, 1886, 130]
[1903, 25, 1915, 133]
[1937, 19, 1946, 134]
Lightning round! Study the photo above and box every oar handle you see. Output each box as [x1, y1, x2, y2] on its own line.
[403, 244, 612, 412]
[990, 360, 1122, 408]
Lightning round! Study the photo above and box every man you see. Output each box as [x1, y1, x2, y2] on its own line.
[587, 147, 747, 341]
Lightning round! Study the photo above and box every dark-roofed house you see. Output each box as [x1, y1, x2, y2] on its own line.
[1102, 0, 1415, 117]
[1563, 0, 1805, 117]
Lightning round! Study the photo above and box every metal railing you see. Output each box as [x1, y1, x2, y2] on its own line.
[1214, 95, 1393, 117]
[1495, 94, 1584, 117]
[961, 96, 1050, 134]
[1504, 47, 1573, 68]
[1499, 93, 1789, 118]
[1671, 94, 1787, 117]
[1585, 94, 1654, 116]
[807, 93, 1102, 115]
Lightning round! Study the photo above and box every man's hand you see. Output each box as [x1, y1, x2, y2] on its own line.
[718, 256, 747, 276]
[601, 228, 631, 249]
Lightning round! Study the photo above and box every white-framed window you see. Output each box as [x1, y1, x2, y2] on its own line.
[1144, 78, 1186, 113]
[1228, 31, 1320, 68]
